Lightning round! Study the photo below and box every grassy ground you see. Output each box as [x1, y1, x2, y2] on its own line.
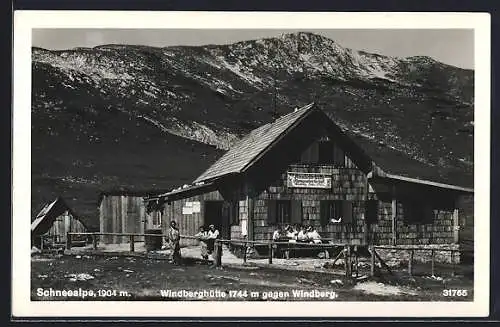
[31, 254, 474, 302]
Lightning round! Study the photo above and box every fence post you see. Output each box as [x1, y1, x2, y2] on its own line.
[66, 232, 71, 250]
[431, 250, 435, 276]
[243, 242, 247, 264]
[408, 249, 414, 276]
[214, 240, 222, 267]
[40, 236, 44, 252]
[354, 246, 359, 278]
[344, 245, 352, 279]
[268, 242, 273, 264]
[451, 251, 456, 277]
[370, 246, 375, 277]
[130, 235, 135, 252]
[93, 234, 98, 250]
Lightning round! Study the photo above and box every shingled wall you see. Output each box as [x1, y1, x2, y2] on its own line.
[252, 164, 368, 243]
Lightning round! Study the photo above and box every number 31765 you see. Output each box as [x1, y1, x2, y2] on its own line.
[443, 289, 468, 297]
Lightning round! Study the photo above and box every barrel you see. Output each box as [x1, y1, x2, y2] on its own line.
[145, 229, 163, 251]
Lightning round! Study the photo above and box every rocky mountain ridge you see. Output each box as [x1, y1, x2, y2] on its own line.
[31, 32, 474, 228]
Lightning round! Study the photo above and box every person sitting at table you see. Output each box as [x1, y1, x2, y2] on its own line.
[285, 225, 297, 242]
[306, 226, 322, 244]
[297, 225, 308, 242]
[272, 225, 287, 258]
[272, 225, 282, 241]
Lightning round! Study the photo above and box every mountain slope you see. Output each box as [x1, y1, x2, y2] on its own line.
[31, 32, 474, 229]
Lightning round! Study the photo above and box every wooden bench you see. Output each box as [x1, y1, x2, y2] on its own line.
[279, 243, 330, 259]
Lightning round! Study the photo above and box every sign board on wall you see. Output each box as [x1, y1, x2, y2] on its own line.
[191, 201, 201, 213]
[182, 201, 201, 215]
[286, 172, 332, 189]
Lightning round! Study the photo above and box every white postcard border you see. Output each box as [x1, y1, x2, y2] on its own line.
[13, 10, 491, 318]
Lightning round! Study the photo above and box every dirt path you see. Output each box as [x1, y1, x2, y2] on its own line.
[31, 254, 473, 302]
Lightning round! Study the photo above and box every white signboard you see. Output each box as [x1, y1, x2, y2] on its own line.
[182, 202, 193, 215]
[287, 172, 332, 189]
[192, 201, 201, 213]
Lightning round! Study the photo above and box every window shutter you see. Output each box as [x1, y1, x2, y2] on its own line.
[267, 200, 277, 225]
[366, 200, 378, 224]
[318, 141, 334, 164]
[333, 143, 345, 167]
[342, 201, 353, 224]
[291, 200, 303, 224]
[423, 205, 434, 224]
[320, 201, 329, 226]
[403, 201, 412, 224]
[310, 142, 319, 163]
[300, 145, 310, 163]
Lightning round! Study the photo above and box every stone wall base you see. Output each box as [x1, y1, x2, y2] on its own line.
[374, 244, 462, 264]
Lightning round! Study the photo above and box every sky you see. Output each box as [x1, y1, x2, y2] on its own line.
[32, 29, 474, 69]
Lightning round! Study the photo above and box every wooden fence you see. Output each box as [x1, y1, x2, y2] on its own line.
[64, 232, 472, 280]
[370, 245, 473, 278]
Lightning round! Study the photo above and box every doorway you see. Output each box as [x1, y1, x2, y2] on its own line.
[204, 201, 230, 239]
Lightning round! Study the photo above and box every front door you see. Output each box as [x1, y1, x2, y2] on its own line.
[145, 211, 162, 231]
[204, 201, 230, 239]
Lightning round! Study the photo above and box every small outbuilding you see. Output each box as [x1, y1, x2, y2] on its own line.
[31, 197, 89, 248]
[98, 190, 170, 244]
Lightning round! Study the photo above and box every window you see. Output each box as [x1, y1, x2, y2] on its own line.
[320, 200, 353, 226]
[365, 200, 378, 225]
[318, 141, 334, 164]
[333, 143, 345, 167]
[268, 200, 303, 225]
[300, 142, 319, 163]
[403, 201, 433, 225]
[300, 140, 345, 167]
[276, 201, 290, 224]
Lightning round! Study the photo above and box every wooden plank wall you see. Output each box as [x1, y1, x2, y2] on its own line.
[161, 191, 223, 247]
[99, 195, 146, 244]
[456, 194, 474, 248]
[46, 213, 88, 243]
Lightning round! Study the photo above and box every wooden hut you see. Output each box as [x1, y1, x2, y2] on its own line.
[145, 103, 474, 256]
[98, 190, 170, 244]
[31, 197, 88, 248]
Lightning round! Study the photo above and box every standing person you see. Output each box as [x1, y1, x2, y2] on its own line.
[206, 224, 220, 255]
[168, 221, 181, 264]
[272, 225, 283, 258]
[194, 226, 209, 260]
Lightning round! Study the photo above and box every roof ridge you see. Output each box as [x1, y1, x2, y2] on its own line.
[192, 103, 316, 183]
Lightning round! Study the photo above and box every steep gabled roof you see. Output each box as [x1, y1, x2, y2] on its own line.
[193, 103, 316, 183]
[31, 197, 88, 236]
[191, 103, 473, 191]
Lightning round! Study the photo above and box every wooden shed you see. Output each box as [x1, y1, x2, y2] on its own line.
[145, 103, 474, 254]
[31, 197, 88, 247]
[98, 190, 170, 244]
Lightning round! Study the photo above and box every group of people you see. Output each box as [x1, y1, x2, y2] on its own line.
[167, 221, 221, 264]
[272, 224, 322, 244]
[194, 224, 220, 260]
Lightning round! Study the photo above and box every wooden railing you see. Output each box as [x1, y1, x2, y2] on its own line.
[371, 245, 473, 277]
[64, 232, 473, 279]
